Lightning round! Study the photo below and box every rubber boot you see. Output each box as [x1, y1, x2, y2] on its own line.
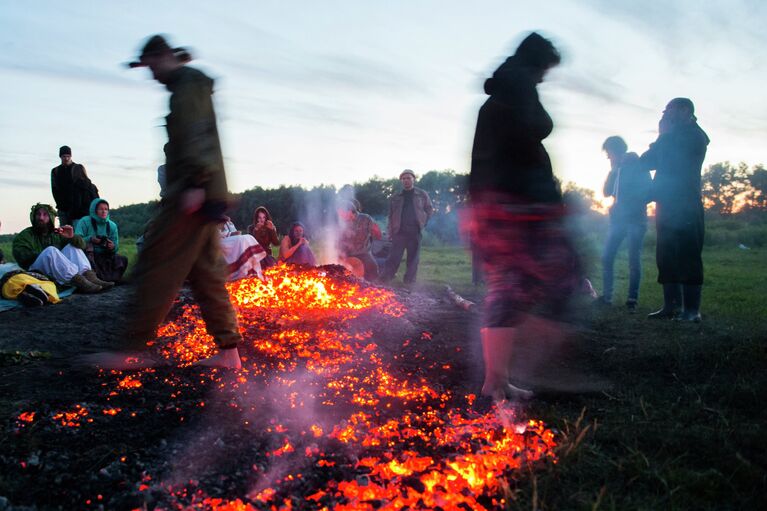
[83, 270, 115, 289]
[647, 283, 682, 319]
[675, 285, 702, 322]
[480, 327, 533, 401]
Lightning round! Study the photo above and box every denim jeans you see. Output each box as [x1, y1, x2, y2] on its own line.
[602, 221, 647, 303]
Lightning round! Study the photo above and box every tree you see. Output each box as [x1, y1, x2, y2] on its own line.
[745, 165, 767, 211]
[701, 162, 749, 215]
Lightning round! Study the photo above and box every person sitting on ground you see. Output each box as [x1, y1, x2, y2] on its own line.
[247, 206, 280, 269]
[12, 203, 111, 293]
[74, 198, 129, 283]
[218, 217, 266, 280]
[279, 222, 317, 266]
[336, 200, 382, 281]
[218, 215, 240, 237]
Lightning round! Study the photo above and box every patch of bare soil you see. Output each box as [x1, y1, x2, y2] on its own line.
[0, 274, 597, 510]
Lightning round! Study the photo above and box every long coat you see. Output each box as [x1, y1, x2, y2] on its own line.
[640, 122, 710, 284]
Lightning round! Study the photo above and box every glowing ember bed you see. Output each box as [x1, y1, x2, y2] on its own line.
[13, 265, 556, 510]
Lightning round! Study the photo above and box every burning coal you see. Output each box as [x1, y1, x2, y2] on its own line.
[15, 265, 556, 510]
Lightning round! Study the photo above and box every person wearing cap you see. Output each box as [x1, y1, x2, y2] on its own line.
[380, 169, 433, 285]
[641, 98, 709, 322]
[89, 35, 243, 370]
[50, 145, 99, 228]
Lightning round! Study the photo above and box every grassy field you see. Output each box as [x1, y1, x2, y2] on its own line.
[1, 225, 765, 509]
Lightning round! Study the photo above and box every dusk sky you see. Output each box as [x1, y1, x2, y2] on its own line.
[1, 0, 765, 233]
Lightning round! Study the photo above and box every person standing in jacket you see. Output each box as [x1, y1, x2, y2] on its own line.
[12, 203, 108, 293]
[75, 198, 129, 283]
[380, 170, 434, 285]
[89, 35, 244, 369]
[597, 136, 652, 312]
[641, 98, 709, 322]
[51, 146, 99, 227]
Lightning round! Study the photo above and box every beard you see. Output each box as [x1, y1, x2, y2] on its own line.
[33, 220, 51, 235]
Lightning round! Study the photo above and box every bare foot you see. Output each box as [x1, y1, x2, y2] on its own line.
[482, 381, 533, 402]
[194, 347, 242, 369]
[80, 351, 162, 370]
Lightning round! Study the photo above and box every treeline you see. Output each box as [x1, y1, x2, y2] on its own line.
[110, 163, 766, 244]
[111, 170, 469, 244]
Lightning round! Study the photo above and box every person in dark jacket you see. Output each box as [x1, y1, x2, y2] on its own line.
[88, 35, 244, 370]
[640, 98, 709, 322]
[50, 146, 99, 227]
[468, 32, 580, 401]
[380, 169, 434, 285]
[597, 136, 652, 312]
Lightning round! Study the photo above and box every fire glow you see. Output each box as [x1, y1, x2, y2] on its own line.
[21, 265, 557, 509]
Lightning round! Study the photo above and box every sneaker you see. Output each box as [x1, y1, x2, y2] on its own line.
[25, 284, 50, 304]
[626, 300, 638, 313]
[70, 274, 102, 294]
[17, 291, 44, 308]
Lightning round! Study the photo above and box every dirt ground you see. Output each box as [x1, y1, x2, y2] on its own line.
[0, 277, 603, 511]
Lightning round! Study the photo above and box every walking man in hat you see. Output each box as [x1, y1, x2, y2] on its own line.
[90, 34, 243, 369]
[380, 169, 434, 285]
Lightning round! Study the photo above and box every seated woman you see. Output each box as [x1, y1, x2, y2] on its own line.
[247, 206, 279, 269]
[75, 198, 128, 283]
[218, 218, 266, 281]
[279, 222, 317, 266]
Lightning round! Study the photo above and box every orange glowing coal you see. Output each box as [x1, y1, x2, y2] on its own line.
[44, 264, 557, 509]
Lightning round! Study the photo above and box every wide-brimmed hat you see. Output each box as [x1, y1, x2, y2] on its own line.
[128, 34, 189, 68]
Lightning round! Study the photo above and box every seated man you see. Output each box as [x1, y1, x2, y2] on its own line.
[218, 217, 266, 281]
[11, 203, 108, 293]
[336, 200, 382, 280]
[279, 222, 317, 266]
[75, 198, 129, 283]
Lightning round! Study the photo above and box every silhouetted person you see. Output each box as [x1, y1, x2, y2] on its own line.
[468, 32, 580, 401]
[89, 35, 243, 369]
[380, 169, 433, 285]
[641, 98, 709, 322]
[597, 136, 651, 312]
[51, 146, 99, 227]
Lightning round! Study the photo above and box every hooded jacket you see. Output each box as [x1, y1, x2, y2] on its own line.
[162, 66, 229, 212]
[470, 54, 561, 203]
[74, 198, 120, 254]
[247, 206, 280, 250]
[12, 204, 86, 269]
